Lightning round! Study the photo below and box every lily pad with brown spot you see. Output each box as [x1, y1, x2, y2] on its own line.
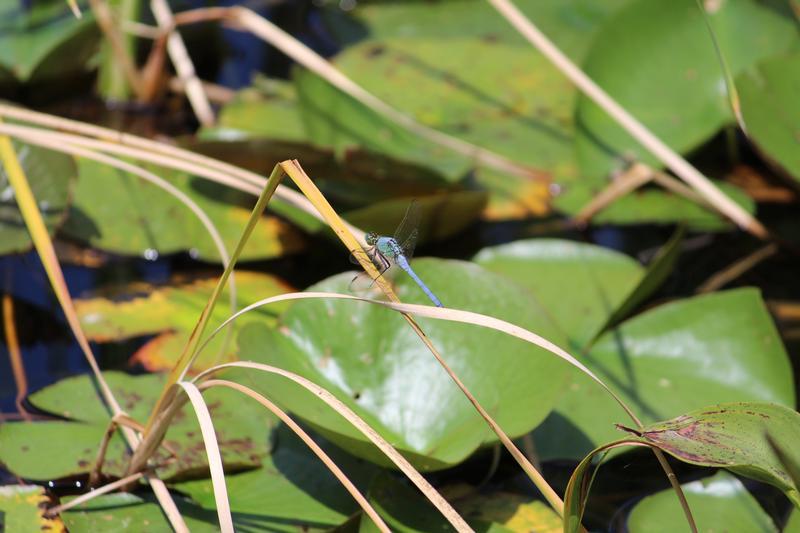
[0, 372, 275, 481]
[619, 402, 800, 506]
[0, 485, 64, 532]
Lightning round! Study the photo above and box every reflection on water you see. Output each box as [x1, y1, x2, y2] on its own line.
[0, 249, 173, 413]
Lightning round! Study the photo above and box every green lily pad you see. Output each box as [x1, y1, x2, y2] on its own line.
[296, 32, 755, 226]
[0, 371, 275, 480]
[322, 0, 631, 62]
[75, 271, 291, 371]
[573, 0, 797, 181]
[60, 491, 218, 532]
[236, 258, 572, 470]
[295, 36, 575, 219]
[0, 485, 64, 532]
[0, 140, 76, 254]
[533, 288, 795, 461]
[622, 402, 800, 506]
[737, 53, 800, 183]
[626, 471, 777, 532]
[0, 2, 99, 84]
[359, 473, 560, 533]
[59, 158, 304, 262]
[473, 239, 645, 350]
[175, 423, 379, 532]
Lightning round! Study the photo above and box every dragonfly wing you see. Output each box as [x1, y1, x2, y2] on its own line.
[392, 200, 421, 260]
[399, 228, 419, 261]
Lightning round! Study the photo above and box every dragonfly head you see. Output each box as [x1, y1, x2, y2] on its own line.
[365, 232, 378, 246]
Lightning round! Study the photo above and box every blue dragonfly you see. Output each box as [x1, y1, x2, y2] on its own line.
[351, 201, 443, 307]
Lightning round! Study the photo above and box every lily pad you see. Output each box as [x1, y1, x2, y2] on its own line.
[626, 471, 777, 532]
[0, 140, 76, 254]
[60, 491, 218, 532]
[737, 53, 800, 183]
[473, 239, 645, 350]
[322, 0, 631, 62]
[59, 158, 304, 262]
[0, 485, 64, 532]
[296, 32, 755, 226]
[0, 2, 99, 84]
[621, 402, 800, 506]
[74, 271, 291, 371]
[175, 423, 379, 532]
[236, 258, 572, 470]
[295, 36, 576, 219]
[533, 288, 795, 461]
[0, 371, 275, 480]
[573, 0, 797, 181]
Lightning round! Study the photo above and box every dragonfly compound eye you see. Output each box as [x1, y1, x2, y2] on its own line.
[365, 232, 378, 246]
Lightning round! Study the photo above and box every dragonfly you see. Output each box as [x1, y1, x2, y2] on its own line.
[350, 201, 443, 308]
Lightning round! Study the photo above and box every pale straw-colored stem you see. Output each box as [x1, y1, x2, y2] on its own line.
[574, 163, 653, 224]
[487, 0, 768, 239]
[194, 363, 474, 532]
[0, 104, 338, 237]
[150, 0, 215, 126]
[199, 379, 392, 533]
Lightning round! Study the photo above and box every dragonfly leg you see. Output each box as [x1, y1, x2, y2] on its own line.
[376, 251, 391, 272]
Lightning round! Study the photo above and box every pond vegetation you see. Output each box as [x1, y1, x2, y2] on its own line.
[0, 0, 799, 531]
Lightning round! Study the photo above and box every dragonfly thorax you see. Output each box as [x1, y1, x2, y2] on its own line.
[377, 236, 403, 259]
